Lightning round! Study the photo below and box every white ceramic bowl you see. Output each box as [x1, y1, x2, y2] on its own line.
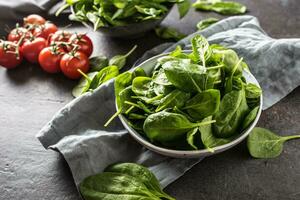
[117, 52, 263, 158]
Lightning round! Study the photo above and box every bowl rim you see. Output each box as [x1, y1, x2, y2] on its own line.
[117, 52, 263, 157]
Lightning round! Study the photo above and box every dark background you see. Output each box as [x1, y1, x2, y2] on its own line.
[0, 0, 299, 199]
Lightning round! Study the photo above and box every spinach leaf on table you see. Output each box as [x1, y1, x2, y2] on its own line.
[193, 0, 247, 15]
[247, 127, 300, 159]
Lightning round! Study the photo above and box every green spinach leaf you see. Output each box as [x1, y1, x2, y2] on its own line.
[183, 89, 220, 120]
[162, 59, 207, 93]
[196, 17, 219, 30]
[247, 127, 300, 159]
[156, 89, 191, 112]
[213, 89, 249, 138]
[144, 111, 215, 143]
[89, 55, 109, 72]
[193, 0, 246, 15]
[109, 45, 137, 70]
[199, 116, 232, 152]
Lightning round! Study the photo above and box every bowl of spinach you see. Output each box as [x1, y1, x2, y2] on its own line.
[57, 0, 190, 38]
[107, 35, 263, 158]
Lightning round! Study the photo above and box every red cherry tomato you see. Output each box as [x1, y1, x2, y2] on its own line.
[24, 14, 46, 25]
[0, 41, 23, 69]
[68, 34, 93, 57]
[8, 27, 30, 44]
[21, 37, 47, 63]
[49, 30, 71, 44]
[38, 46, 65, 73]
[33, 22, 58, 40]
[60, 51, 89, 79]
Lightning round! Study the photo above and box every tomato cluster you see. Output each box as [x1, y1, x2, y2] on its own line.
[0, 14, 93, 79]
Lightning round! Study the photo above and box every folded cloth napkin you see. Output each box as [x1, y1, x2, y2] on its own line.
[37, 15, 300, 188]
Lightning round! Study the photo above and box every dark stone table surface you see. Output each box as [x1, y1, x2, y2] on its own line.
[0, 1, 299, 200]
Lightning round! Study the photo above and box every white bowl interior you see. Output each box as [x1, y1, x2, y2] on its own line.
[118, 52, 263, 158]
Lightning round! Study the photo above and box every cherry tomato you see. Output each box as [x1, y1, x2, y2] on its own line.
[68, 34, 93, 57]
[0, 41, 23, 69]
[23, 14, 46, 25]
[60, 51, 89, 79]
[21, 37, 47, 63]
[49, 30, 71, 44]
[8, 27, 30, 44]
[33, 22, 58, 40]
[38, 46, 65, 73]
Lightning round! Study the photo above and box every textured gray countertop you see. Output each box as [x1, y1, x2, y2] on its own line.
[0, 0, 299, 199]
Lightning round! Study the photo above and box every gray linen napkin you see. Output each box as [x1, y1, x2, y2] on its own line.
[37, 15, 300, 188]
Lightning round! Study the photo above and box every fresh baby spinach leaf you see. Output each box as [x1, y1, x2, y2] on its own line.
[105, 163, 175, 200]
[186, 127, 200, 150]
[242, 106, 259, 130]
[247, 127, 300, 159]
[162, 59, 207, 93]
[156, 89, 191, 112]
[193, 0, 246, 15]
[80, 172, 162, 200]
[89, 55, 109, 72]
[213, 89, 249, 138]
[196, 17, 219, 30]
[144, 111, 215, 143]
[132, 77, 155, 97]
[72, 71, 98, 98]
[177, 0, 191, 18]
[183, 89, 220, 120]
[199, 116, 232, 152]
[109, 45, 137, 70]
